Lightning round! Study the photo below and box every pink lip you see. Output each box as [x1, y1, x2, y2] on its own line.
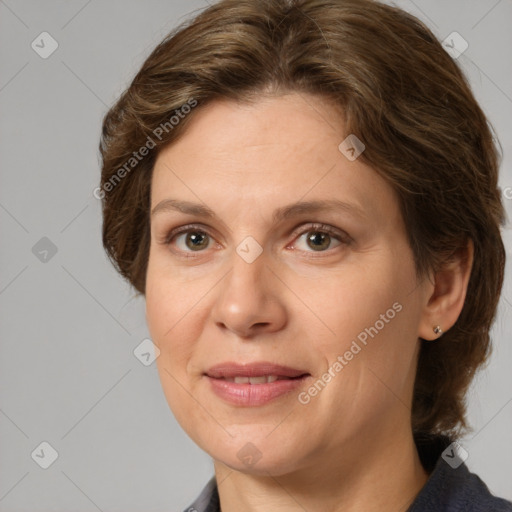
[205, 362, 308, 379]
[204, 362, 310, 406]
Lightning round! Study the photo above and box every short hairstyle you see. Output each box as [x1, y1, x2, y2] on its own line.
[99, 0, 506, 438]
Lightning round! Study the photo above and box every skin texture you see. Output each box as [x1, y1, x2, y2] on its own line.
[145, 93, 473, 512]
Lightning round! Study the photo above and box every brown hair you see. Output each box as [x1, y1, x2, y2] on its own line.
[99, 0, 506, 438]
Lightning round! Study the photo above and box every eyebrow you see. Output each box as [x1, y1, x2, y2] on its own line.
[151, 198, 367, 223]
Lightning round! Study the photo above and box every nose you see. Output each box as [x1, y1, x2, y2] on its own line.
[210, 249, 287, 339]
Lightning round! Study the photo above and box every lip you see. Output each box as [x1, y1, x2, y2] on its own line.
[204, 362, 311, 406]
[205, 362, 309, 379]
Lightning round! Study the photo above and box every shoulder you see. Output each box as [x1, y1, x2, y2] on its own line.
[409, 434, 512, 512]
[182, 476, 220, 512]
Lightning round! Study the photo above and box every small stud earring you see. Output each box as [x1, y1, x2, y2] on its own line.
[433, 325, 443, 336]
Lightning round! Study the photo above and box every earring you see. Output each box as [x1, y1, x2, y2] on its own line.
[433, 325, 443, 336]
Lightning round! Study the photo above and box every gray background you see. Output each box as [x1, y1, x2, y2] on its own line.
[0, 1, 511, 510]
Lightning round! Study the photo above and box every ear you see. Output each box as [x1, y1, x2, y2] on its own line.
[418, 239, 474, 341]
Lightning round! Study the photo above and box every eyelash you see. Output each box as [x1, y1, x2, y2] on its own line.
[163, 223, 351, 257]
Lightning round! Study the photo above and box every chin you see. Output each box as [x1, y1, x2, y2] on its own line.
[200, 429, 306, 477]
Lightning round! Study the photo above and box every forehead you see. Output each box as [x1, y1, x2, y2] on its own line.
[151, 94, 400, 226]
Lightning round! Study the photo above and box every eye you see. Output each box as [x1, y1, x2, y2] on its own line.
[292, 223, 347, 252]
[168, 227, 213, 252]
[163, 222, 350, 256]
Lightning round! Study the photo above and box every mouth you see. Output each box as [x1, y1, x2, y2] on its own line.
[216, 375, 304, 384]
[204, 362, 311, 406]
[205, 361, 309, 379]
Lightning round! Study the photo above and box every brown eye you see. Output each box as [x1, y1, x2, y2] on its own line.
[185, 231, 209, 250]
[306, 231, 333, 251]
[293, 224, 345, 253]
[171, 230, 212, 252]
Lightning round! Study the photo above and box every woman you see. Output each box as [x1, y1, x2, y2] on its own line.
[99, 0, 512, 510]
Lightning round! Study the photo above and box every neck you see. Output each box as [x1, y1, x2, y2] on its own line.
[214, 424, 428, 512]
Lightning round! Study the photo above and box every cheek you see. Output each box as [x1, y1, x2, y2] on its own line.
[309, 261, 402, 347]
[145, 262, 199, 371]
[145, 270, 203, 425]
[308, 251, 420, 398]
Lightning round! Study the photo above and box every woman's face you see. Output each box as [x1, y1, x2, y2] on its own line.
[146, 93, 431, 476]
